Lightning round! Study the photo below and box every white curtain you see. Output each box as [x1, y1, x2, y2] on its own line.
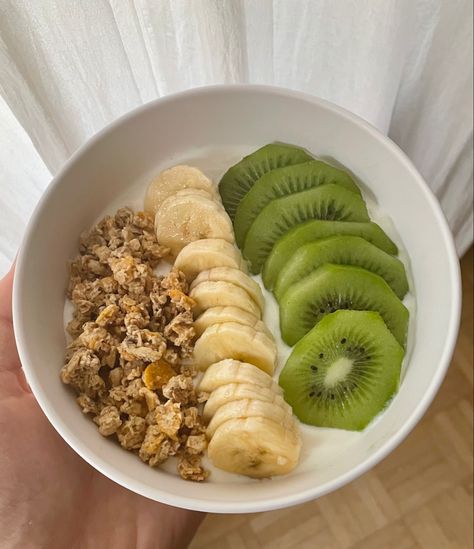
[0, 0, 472, 275]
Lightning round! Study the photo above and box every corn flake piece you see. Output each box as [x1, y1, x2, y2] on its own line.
[142, 359, 177, 390]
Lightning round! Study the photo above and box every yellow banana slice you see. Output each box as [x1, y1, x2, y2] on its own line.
[174, 239, 247, 282]
[189, 280, 261, 318]
[155, 194, 234, 257]
[193, 322, 276, 374]
[190, 267, 264, 313]
[194, 307, 273, 339]
[144, 165, 218, 213]
[170, 188, 216, 201]
[202, 382, 291, 420]
[206, 398, 297, 438]
[198, 359, 281, 394]
[207, 417, 301, 478]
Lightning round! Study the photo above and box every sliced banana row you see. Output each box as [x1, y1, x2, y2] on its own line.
[207, 399, 296, 437]
[193, 322, 276, 374]
[199, 359, 282, 394]
[175, 239, 301, 478]
[146, 168, 273, 367]
[146, 165, 235, 257]
[203, 382, 290, 420]
[191, 267, 265, 312]
[190, 280, 261, 318]
[200, 360, 301, 478]
[208, 417, 301, 478]
[193, 306, 273, 338]
[148, 165, 301, 478]
[145, 165, 219, 214]
[173, 237, 277, 374]
[175, 238, 247, 281]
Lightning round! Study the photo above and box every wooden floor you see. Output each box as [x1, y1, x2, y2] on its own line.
[191, 247, 473, 549]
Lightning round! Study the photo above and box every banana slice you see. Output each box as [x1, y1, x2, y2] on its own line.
[190, 280, 261, 318]
[193, 322, 276, 374]
[206, 398, 297, 438]
[174, 239, 247, 282]
[190, 267, 264, 313]
[155, 194, 234, 257]
[194, 306, 273, 338]
[203, 382, 291, 420]
[144, 165, 219, 214]
[207, 417, 301, 478]
[198, 359, 281, 394]
[171, 188, 217, 201]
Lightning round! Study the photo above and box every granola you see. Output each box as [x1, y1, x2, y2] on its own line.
[61, 208, 208, 481]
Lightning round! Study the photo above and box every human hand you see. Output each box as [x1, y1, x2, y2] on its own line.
[0, 265, 204, 549]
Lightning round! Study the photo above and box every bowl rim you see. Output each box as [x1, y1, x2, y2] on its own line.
[12, 84, 462, 513]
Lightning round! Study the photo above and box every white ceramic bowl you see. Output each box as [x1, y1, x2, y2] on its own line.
[13, 85, 461, 513]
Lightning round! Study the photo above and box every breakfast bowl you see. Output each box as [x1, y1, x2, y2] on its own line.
[13, 85, 461, 513]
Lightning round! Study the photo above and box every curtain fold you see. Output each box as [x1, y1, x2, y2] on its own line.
[0, 0, 472, 274]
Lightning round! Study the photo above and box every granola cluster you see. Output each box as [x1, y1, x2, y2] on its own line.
[61, 208, 208, 481]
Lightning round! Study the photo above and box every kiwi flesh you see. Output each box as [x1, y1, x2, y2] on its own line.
[274, 235, 409, 301]
[219, 143, 313, 220]
[279, 264, 408, 347]
[279, 310, 404, 430]
[242, 184, 370, 273]
[262, 220, 398, 290]
[233, 160, 361, 247]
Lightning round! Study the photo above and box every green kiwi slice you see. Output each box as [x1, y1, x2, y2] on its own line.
[262, 220, 398, 290]
[274, 235, 409, 301]
[233, 161, 361, 247]
[279, 264, 408, 347]
[242, 184, 370, 273]
[218, 143, 313, 219]
[279, 310, 404, 430]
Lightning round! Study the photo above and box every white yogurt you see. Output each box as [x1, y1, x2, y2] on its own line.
[63, 145, 416, 482]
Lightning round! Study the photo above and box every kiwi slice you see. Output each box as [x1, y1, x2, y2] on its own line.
[279, 264, 408, 347]
[262, 220, 398, 290]
[274, 235, 409, 301]
[279, 310, 404, 430]
[233, 161, 361, 247]
[242, 184, 370, 273]
[219, 143, 313, 219]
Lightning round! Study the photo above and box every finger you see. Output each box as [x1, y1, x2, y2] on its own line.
[0, 262, 14, 322]
[0, 262, 23, 376]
